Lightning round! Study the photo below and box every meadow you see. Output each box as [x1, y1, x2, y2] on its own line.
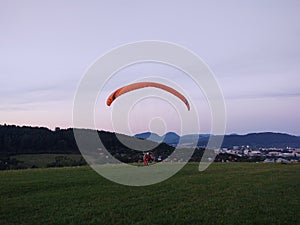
[12, 154, 85, 168]
[0, 163, 299, 225]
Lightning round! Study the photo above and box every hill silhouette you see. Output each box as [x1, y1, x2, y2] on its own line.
[0, 124, 175, 163]
[136, 132, 300, 148]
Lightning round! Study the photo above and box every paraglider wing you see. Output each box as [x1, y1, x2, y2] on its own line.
[106, 82, 190, 110]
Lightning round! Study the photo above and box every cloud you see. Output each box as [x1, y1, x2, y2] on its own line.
[0, 80, 76, 110]
[227, 92, 300, 100]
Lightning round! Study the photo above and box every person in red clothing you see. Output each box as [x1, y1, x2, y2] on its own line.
[143, 152, 150, 166]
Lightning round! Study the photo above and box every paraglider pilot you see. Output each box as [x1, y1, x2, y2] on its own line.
[144, 152, 150, 166]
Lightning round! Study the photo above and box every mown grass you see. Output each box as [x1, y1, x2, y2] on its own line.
[0, 163, 299, 225]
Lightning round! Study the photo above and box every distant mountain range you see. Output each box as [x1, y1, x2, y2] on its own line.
[135, 132, 300, 148]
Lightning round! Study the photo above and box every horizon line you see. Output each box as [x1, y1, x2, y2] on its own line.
[1, 123, 299, 137]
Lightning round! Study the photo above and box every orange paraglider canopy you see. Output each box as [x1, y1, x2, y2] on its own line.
[106, 82, 190, 111]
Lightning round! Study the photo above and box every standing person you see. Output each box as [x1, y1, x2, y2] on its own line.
[144, 152, 150, 166]
[149, 152, 155, 163]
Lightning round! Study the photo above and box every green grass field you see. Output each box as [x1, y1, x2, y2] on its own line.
[12, 154, 84, 168]
[0, 163, 299, 225]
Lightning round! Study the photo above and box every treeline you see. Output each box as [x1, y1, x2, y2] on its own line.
[0, 125, 78, 154]
[0, 124, 177, 163]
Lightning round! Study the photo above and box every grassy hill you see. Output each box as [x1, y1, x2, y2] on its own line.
[0, 163, 299, 225]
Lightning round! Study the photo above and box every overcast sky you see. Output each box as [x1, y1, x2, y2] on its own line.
[1, 0, 299, 135]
